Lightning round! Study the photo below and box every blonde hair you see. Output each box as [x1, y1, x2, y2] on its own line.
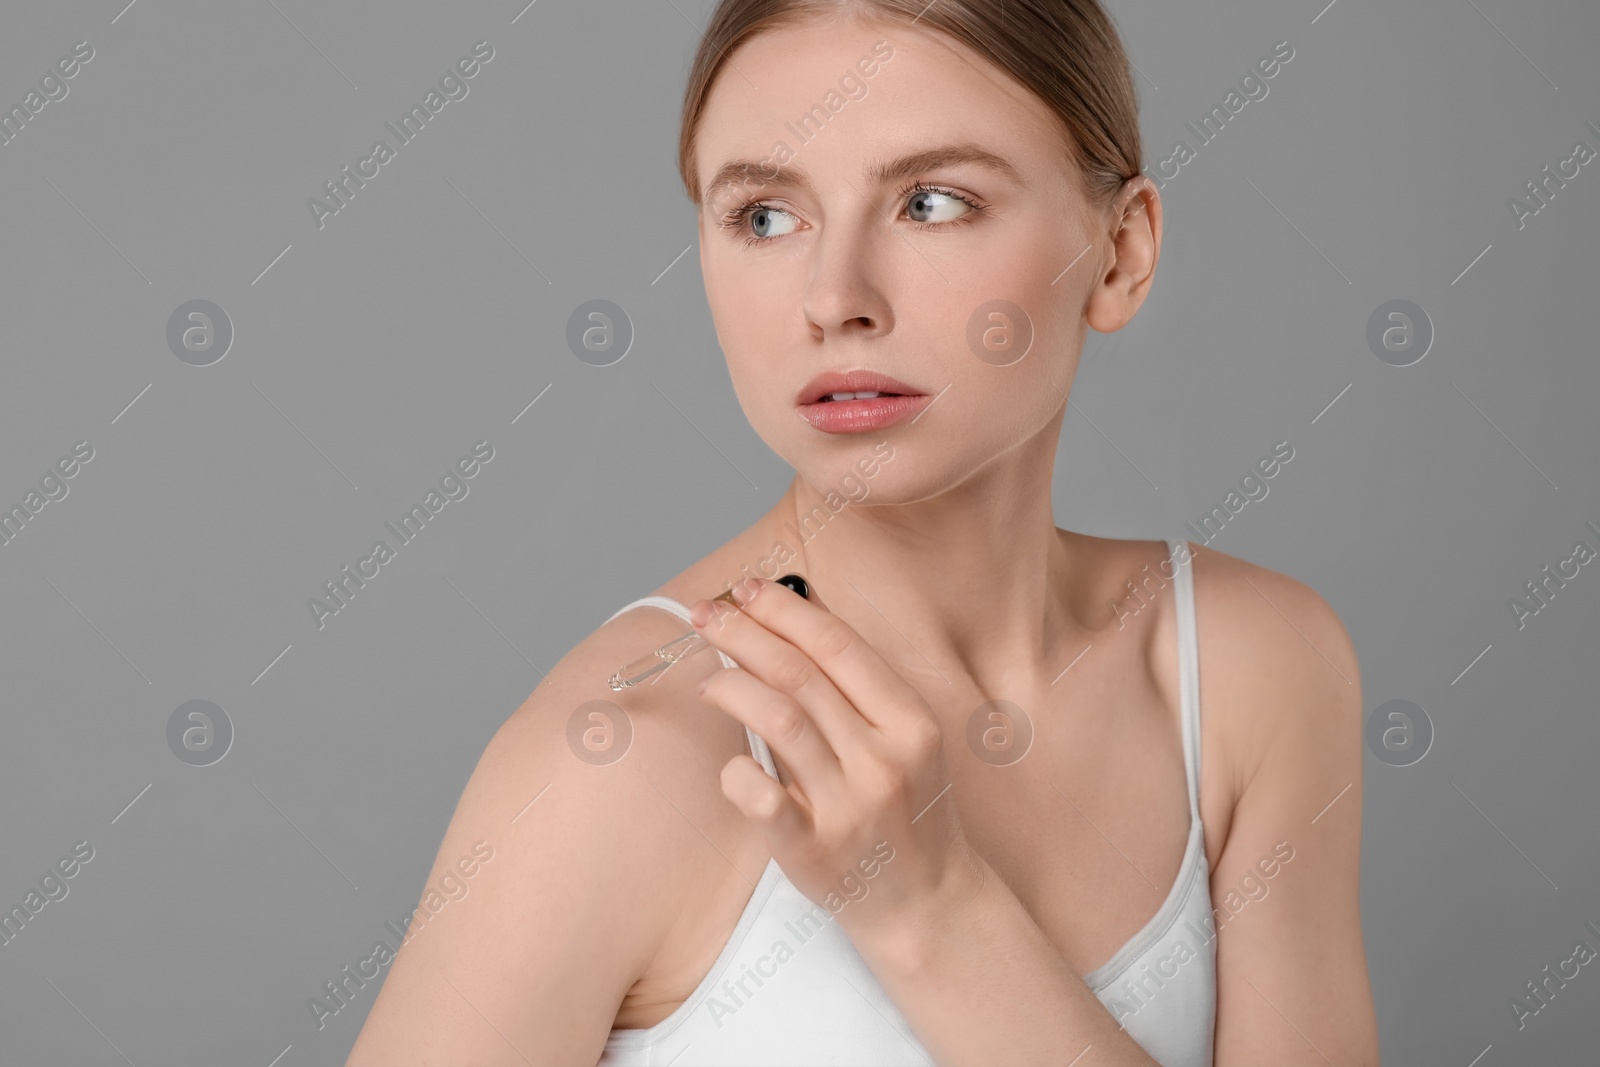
[677, 0, 1143, 214]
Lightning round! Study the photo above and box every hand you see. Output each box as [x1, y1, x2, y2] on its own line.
[688, 576, 987, 946]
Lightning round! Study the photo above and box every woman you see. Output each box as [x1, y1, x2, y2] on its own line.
[349, 1, 1379, 1064]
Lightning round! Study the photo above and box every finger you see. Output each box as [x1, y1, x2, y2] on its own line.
[691, 593, 873, 760]
[718, 752, 812, 850]
[699, 665, 848, 802]
[723, 576, 926, 736]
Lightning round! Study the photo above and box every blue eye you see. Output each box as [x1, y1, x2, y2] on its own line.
[905, 183, 975, 224]
[747, 205, 800, 241]
[721, 181, 984, 247]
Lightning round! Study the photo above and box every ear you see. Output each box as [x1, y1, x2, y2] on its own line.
[1084, 176, 1162, 334]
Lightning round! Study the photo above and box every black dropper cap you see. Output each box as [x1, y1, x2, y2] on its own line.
[775, 573, 811, 600]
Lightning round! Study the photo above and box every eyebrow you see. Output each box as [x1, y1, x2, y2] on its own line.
[702, 141, 1027, 204]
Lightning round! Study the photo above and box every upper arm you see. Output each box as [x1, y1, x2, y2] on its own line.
[345, 616, 719, 1066]
[1200, 558, 1380, 1066]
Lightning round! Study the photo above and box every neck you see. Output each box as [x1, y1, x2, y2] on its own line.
[767, 419, 1087, 696]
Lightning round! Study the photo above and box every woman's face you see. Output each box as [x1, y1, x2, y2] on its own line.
[694, 16, 1150, 503]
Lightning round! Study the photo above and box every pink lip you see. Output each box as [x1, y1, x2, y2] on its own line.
[795, 369, 925, 407]
[797, 393, 932, 433]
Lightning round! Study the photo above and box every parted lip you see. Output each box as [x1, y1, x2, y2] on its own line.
[796, 370, 925, 406]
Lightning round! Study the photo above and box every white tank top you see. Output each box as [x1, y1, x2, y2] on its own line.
[596, 539, 1216, 1066]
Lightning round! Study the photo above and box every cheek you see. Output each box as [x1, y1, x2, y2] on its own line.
[704, 249, 790, 350]
[953, 270, 1083, 412]
[725, 363, 784, 438]
[704, 211, 1088, 458]
[705, 261, 811, 420]
[952, 213, 1090, 371]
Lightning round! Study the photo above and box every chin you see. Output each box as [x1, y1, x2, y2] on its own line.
[789, 448, 967, 510]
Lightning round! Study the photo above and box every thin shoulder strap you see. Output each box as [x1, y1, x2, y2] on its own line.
[602, 596, 781, 780]
[1165, 539, 1202, 821]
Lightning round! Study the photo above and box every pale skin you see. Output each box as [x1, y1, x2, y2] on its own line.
[347, 12, 1379, 1067]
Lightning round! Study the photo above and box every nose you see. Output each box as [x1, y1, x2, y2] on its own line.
[801, 220, 894, 341]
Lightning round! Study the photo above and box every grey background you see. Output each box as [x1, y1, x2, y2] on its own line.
[1, 0, 1596, 1064]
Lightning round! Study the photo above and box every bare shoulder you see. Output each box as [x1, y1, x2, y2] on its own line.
[347, 596, 754, 1063]
[493, 597, 761, 902]
[1185, 542, 1363, 756]
[1181, 542, 1364, 853]
[1181, 557, 1379, 1059]
[1054, 528, 1360, 763]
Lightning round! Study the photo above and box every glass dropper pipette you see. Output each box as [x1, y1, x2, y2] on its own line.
[606, 573, 811, 691]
